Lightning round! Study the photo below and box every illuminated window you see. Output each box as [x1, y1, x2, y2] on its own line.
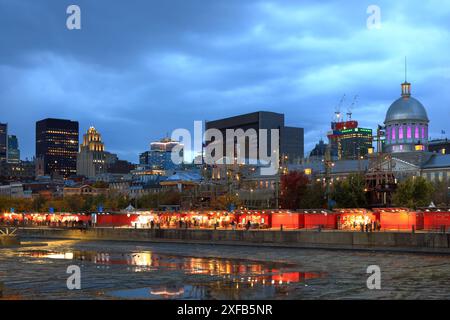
[415, 126, 419, 139]
[304, 168, 312, 175]
[391, 127, 396, 140]
[407, 126, 412, 139]
[399, 127, 403, 139]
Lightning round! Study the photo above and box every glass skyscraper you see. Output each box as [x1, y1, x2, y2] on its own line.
[7, 135, 20, 163]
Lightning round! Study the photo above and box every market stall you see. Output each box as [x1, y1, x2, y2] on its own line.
[96, 212, 138, 227]
[271, 211, 303, 229]
[335, 209, 377, 231]
[236, 211, 270, 229]
[300, 209, 337, 229]
[420, 209, 450, 231]
[373, 208, 417, 231]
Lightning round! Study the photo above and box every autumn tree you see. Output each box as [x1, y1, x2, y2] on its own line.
[280, 171, 310, 209]
[210, 193, 242, 210]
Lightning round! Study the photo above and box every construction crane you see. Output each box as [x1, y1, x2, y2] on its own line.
[346, 95, 358, 122]
[334, 94, 346, 123]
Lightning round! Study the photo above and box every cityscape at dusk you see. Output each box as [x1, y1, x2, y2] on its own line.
[0, 0, 449, 309]
[1, 0, 450, 162]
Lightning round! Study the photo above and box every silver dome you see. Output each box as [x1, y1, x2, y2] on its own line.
[384, 96, 429, 124]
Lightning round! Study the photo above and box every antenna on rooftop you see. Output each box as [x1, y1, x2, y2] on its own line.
[404, 56, 407, 82]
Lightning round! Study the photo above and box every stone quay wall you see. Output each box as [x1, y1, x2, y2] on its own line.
[17, 227, 450, 253]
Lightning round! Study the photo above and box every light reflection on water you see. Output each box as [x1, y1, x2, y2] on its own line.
[18, 249, 324, 299]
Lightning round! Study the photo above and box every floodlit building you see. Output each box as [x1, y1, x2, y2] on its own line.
[384, 80, 429, 153]
[77, 127, 106, 178]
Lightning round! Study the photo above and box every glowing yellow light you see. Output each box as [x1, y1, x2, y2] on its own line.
[415, 145, 424, 151]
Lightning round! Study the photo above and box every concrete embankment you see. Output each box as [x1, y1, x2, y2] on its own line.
[19, 228, 450, 254]
[0, 235, 20, 247]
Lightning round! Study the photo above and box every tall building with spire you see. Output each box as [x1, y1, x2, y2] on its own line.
[384, 63, 429, 153]
[76, 126, 106, 178]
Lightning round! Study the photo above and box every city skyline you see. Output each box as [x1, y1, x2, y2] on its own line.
[1, 0, 450, 162]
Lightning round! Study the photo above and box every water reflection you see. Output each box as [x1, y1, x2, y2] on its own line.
[107, 273, 322, 300]
[20, 249, 314, 276]
[19, 249, 325, 299]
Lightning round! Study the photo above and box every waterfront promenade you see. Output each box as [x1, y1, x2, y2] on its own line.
[16, 226, 450, 254]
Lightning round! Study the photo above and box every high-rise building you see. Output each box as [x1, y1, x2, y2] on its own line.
[140, 138, 182, 171]
[7, 135, 20, 163]
[327, 118, 373, 160]
[339, 127, 373, 159]
[77, 127, 106, 178]
[0, 123, 7, 162]
[205, 111, 304, 164]
[36, 118, 79, 178]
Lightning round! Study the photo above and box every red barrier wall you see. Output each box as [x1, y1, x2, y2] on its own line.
[97, 214, 138, 227]
[271, 213, 303, 229]
[423, 211, 450, 230]
[303, 214, 337, 229]
[379, 212, 417, 230]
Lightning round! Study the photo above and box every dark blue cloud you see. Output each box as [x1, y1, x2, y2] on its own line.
[0, 0, 449, 161]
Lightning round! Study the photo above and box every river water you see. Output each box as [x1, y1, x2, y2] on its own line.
[0, 239, 449, 299]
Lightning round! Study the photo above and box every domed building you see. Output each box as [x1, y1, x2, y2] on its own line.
[384, 80, 429, 153]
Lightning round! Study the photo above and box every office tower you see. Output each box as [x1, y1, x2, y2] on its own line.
[7, 135, 20, 163]
[205, 111, 304, 164]
[36, 118, 79, 177]
[140, 137, 182, 171]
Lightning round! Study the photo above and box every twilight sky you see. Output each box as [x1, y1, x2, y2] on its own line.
[1, 0, 449, 162]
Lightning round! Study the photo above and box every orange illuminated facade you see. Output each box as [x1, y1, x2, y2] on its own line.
[4, 208, 448, 232]
[373, 208, 418, 231]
